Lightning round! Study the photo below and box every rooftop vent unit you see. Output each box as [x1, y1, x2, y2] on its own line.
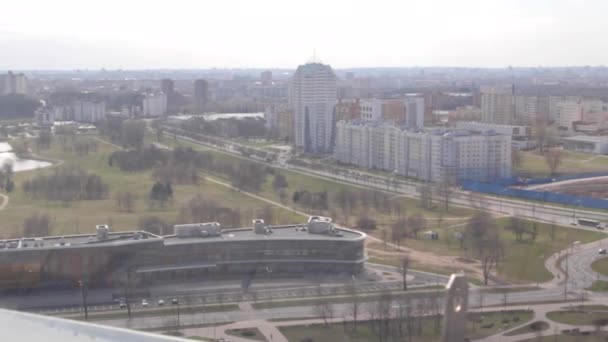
[96, 224, 111, 240]
[174, 222, 222, 238]
[253, 219, 267, 234]
[307, 216, 334, 234]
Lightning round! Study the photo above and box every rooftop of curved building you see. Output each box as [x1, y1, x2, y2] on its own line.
[0, 222, 366, 253]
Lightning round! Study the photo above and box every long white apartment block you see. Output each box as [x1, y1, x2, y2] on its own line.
[334, 120, 511, 182]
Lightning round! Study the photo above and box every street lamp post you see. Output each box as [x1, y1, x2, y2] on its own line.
[173, 300, 181, 332]
[78, 280, 88, 321]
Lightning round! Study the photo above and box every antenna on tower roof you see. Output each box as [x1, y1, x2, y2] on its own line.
[308, 49, 322, 64]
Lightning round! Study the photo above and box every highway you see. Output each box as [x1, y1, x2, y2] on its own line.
[167, 129, 608, 229]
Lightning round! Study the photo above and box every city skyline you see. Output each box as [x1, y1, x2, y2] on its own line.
[2, 0, 608, 70]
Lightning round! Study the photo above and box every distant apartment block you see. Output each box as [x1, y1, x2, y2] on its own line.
[289, 62, 337, 153]
[143, 93, 168, 117]
[455, 121, 535, 150]
[555, 101, 583, 131]
[193, 79, 209, 111]
[160, 78, 175, 96]
[455, 122, 531, 137]
[265, 103, 294, 141]
[334, 120, 511, 182]
[336, 97, 424, 127]
[336, 99, 362, 121]
[447, 106, 482, 122]
[515, 95, 540, 124]
[481, 85, 515, 124]
[260, 70, 273, 85]
[0, 71, 28, 95]
[47, 101, 106, 123]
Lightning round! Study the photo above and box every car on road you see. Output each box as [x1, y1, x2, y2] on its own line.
[119, 301, 126, 309]
[141, 299, 149, 307]
[157, 299, 165, 306]
[599, 248, 607, 255]
[171, 298, 179, 305]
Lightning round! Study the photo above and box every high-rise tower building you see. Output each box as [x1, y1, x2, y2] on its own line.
[0, 71, 28, 95]
[160, 78, 174, 96]
[481, 85, 515, 124]
[193, 79, 209, 111]
[289, 62, 337, 153]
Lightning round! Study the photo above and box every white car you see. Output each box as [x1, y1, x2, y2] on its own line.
[141, 299, 149, 307]
[157, 299, 165, 306]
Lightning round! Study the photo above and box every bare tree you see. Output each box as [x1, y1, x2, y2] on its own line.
[544, 148, 563, 176]
[417, 183, 433, 209]
[400, 255, 410, 291]
[346, 283, 360, 332]
[549, 221, 557, 242]
[480, 234, 503, 286]
[534, 118, 554, 154]
[381, 229, 388, 250]
[115, 191, 136, 213]
[501, 288, 509, 308]
[313, 285, 334, 326]
[512, 148, 523, 169]
[436, 173, 454, 212]
[23, 213, 52, 237]
[407, 214, 426, 239]
[391, 218, 407, 248]
[374, 290, 393, 342]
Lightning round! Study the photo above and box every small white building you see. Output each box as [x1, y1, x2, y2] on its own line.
[562, 135, 608, 154]
[143, 93, 168, 117]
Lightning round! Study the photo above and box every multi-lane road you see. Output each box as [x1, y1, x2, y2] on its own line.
[168, 129, 608, 229]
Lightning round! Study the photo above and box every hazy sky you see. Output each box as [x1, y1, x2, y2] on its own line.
[1, 0, 606, 70]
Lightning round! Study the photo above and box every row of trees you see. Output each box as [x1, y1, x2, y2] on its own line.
[0, 163, 15, 193]
[389, 214, 429, 247]
[0, 94, 40, 119]
[22, 167, 109, 202]
[58, 135, 99, 156]
[177, 194, 243, 228]
[98, 117, 146, 150]
[313, 287, 443, 342]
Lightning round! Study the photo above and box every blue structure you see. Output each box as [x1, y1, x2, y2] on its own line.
[462, 172, 608, 211]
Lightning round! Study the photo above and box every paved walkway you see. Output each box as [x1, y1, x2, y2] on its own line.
[0, 193, 8, 210]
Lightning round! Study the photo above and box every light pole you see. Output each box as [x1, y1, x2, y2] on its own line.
[78, 280, 88, 321]
[173, 299, 181, 332]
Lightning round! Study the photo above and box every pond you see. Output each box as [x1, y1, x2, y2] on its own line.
[0, 142, 52, 172]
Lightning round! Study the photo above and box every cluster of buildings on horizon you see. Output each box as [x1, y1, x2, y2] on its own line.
[5, 60, 608, 183]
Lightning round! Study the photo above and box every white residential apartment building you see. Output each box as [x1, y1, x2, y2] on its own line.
[334, 120, 511, 182]
[481, 85, 515, 124]
[51, 101, 107, 123]
[555, 101, 583, 130]
[142, 93, 168, 117]
[0, 71, 28, 95]
[356, 97, 425, 128]
[455, 121, 535, 150]
[289, 62, 337, 154]
[515, 95, 540, 124]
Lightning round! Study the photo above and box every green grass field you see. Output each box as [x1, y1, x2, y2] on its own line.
[547, 306, 608, 325]
[515, 150, 608, 177]
[0, 136, 302, 237]
[279, 310, 532, 342]
[504, 320, 550, 336]
[519, 335, 608, 342]
[369, 217, 603, 284]
[225, 328, 267, 341]
[591, 258, 608, 277]
[587, 280, 608, 292]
